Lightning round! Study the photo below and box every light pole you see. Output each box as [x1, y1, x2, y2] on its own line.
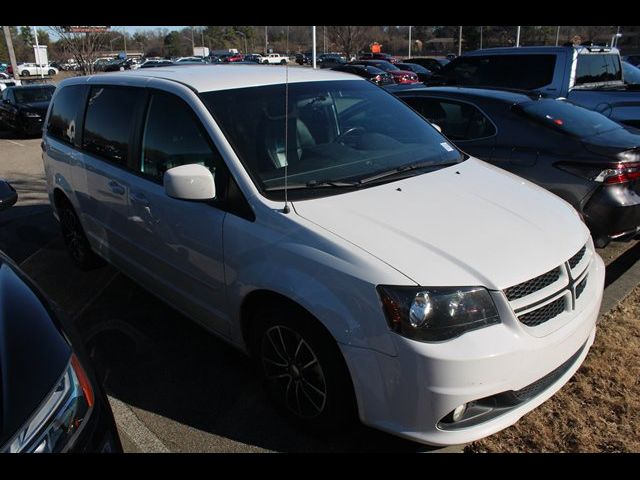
[123, 29, 127, 56]
[190, 26, 195, 55]
[33, 26, 44, 78]
[458, 26, 462, 57]
[312, 26, 317, 69]
[109, 37, 118, 52]
[408, 26, 412, 59]
[516, 26, 521, 47]
[555, 26, 561, 46]
[265, 26, 268, 55]
[480, 26, 483, 49]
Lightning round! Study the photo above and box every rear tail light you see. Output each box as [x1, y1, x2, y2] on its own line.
[557, 159, 640, 185]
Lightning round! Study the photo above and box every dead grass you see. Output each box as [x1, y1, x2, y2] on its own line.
[466, 286, 640, 453]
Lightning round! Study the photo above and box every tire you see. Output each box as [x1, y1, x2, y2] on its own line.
[57, 199, 105, 270]
[21, 70, 29, 76]
[48, 69, 56, 76]
[263, 60, 269, 64]
[280, 59, 286, 65]
[250, 303, 357, 433]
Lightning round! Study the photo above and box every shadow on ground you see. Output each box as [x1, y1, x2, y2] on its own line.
[76, 270, 437, 453]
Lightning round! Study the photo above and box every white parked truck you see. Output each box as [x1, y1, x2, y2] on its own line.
[193, 46, 210, 58]
[262, 53, 289, 65]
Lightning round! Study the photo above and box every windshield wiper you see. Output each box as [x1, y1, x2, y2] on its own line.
[264, 179, 360, 192]
[356, 160, 458, 185]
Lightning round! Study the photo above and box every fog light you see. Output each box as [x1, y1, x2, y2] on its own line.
[452, 403, 467, 422]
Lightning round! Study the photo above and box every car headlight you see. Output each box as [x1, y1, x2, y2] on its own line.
[1, 354, 94, 453]
[23, 111, 41, 118]
[377, 285, 500, 342]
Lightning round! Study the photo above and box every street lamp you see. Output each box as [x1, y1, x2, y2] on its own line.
[408, 26, 412, 59]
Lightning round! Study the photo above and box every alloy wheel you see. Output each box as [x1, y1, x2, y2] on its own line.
[261, 325, 327, 419]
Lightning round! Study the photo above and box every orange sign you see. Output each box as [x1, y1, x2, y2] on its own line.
[371, 42, 381, 53]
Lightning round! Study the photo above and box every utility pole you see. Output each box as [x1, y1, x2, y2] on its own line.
[408, 26, 412, 59]
[4, 26, 20, 81]
[33, 26, 44, 78]
[312, 26, 317, 69]
[480, 26, 483, 49]
[190, 26, 195, 54]
[516, 26, 521, 47]
[265, 26, 268, 55]
[555, 26, 561, 46]
[123, 29, 127, 55]
[458, 26, 462, 56]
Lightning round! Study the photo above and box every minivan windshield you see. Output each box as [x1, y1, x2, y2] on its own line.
[201, 80, 463, 198]
[514, 98, 622, 138]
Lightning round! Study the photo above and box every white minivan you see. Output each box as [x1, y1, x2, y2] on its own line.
[42, 65, 605, 446]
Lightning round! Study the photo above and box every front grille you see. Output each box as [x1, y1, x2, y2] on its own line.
[518, 296, 566, 327]
[504, 267, 561, 301]
[576, 276, 588, 299]
[569, 245, 586, 269]
[510, 341, 586, 402]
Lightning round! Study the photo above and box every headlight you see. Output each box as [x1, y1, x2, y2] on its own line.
[1, 354, 94, 453]
[23, 111, 41, 118]
[377, 285, 500, 342]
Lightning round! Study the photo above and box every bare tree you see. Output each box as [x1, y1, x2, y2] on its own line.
[327, 26, 375, 58]
[48, 26, 111, 74]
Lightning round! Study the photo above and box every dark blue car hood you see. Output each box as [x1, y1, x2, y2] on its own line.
[0, 256, 71, 447]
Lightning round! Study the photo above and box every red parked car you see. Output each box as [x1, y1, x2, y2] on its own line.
[348, 60, 419, 84]
[225, 53, 244, 63]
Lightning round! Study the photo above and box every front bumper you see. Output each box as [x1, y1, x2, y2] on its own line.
[341, 253, 605, 446]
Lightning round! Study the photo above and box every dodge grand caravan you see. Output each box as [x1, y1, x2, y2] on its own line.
[42, 65, 605, 446]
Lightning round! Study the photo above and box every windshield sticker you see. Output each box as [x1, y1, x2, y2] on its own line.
[440, 142, 454, 152]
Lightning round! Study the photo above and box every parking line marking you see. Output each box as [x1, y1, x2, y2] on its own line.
[107, 395, 171, 453]
[5, 140, 25, 147]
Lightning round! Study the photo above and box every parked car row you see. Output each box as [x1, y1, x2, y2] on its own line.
[34, 64, 605, 450]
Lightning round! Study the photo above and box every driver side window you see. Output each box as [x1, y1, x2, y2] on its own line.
[140, 93, 223, 185]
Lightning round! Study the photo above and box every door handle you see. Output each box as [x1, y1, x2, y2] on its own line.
[107, 180, 125, 195]
[130, 192, 150, 207]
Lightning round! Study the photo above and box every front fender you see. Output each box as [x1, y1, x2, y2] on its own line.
[223, 212, 409, 357]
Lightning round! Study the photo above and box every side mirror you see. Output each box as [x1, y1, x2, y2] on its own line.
[0, 180, 18, 211]
[431, 123, 442, 133]
[163, 164, 216, 201]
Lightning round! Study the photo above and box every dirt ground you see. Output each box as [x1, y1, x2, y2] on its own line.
[467, 284, 640, 453]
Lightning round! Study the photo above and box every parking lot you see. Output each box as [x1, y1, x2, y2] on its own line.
[2, 125, 639, 452]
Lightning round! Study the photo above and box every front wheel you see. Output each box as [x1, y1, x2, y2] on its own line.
[48, 69, 56, 75]
[280, 59, 287, 65]
[21, 70, 29, 76]
[252, 304, 357, 432]
[263, 60, 269, 64]
[58, 200, 105, 270]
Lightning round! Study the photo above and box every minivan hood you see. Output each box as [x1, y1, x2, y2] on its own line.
[293, 158, 589, 290]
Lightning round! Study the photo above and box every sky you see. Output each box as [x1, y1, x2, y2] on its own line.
[38, 26, 189, 39]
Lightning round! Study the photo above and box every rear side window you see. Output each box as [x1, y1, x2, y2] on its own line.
[140, 92, 222, 181]
[440, 55, 556, 90]
[82, 86, 140, 166]
[404, 97, 496, 141]
[575, 54, 622, 85]
[47, 85, 84, 145]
